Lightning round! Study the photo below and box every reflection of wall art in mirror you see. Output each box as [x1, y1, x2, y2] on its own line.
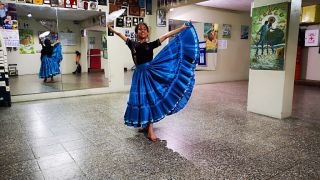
[19, 29, 35, 54]
[98, 0, 107, 5]
[51, 0, 59, 6]
[156, 9, 166, 27]
[132, 17, 138, 26]
[121, 6, 128, 16]
[43, 0, 50, 4]
[89, 0, 98, 10]
[58, 0, 64, 7]
[146, 0, 151, 15]
[65, 0, 72, 7]
[108, 25, 114, 36]
[138, 17, 143, 23]
[138, 0, 144, 8]
[109, 0, 115, 4]
[116, 17, 124, 27]
[100, 15, 106, 27]
[25, 0, 33, 3]
[33, 0, 43, 5]
[16, 0, 26, 3]
[109, 4, 121, 13]
[102, 31, 108, 59]
[129, 6, 140, 16]
[140, 8, 145, 17]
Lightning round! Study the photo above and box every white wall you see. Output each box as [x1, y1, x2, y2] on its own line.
[167, 5, 251, 84]
[7, 17, 81, 75]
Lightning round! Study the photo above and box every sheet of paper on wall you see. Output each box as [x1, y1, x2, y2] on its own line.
[218, 40, 227, 49]
[305, 29, 319, 47]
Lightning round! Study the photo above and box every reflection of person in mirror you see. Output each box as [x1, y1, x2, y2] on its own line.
[108, 21, 198, 142]
[0, 3, 7, 27]
[73, 51, 82, 74]
[39, 38, 63, 83]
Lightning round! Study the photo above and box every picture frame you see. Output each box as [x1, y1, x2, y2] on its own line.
[133, 17, 138, 26]
[129, 6, 140, 16]
[140, 8, 145, 17]
[156, 9, 166, 27]
[121, 6, 128, 16]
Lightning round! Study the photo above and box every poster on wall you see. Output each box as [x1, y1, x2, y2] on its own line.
[0, 3, 18, 30]
[0, 29, 19, 47]
[250, 2, 289, 70]
[19, 29, 35, 54]
[222, 24, 231, 38]
[156, 9, 166, 27]
[102, 32, 108, 59]
[203, 23, 218, 53]
[241, 25, 249, 39]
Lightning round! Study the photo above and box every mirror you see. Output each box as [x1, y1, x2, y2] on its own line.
[6, 3, 63, 95]
[57, 8, 109, 91]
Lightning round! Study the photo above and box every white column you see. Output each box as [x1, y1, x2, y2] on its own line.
[247, 0, 301, 119]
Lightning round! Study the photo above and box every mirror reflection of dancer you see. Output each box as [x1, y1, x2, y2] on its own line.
[73, 51, 81, 74]
[39, 38, 63, 83]
[255, 21, 269, 55]
[108, 21, 199, 141]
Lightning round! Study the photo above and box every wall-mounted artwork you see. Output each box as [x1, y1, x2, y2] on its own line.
[133, 17, 138, 26]
[156, 9, 166, 27]
[146, 0, 152, 15]
[116, 17, 124, 27]
[222, 24, 231, 38]
[129, 6, 140, 16]
[19, 29, 35, 54]
[241, 25, 249, 39]
[250, 2, 289, 70]
[126, 17, 132, 27]
[204, 23, 218, 53]
[140, 8, 145, 17]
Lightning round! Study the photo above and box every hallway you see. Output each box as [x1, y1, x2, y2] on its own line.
[0, 81, 319, 179]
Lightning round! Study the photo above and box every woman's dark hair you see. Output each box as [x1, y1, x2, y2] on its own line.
[135, 22, 149, 34]
[44, 39, 51, 47]
[75, 51, 81, 56]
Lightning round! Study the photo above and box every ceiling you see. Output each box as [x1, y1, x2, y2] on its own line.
[16, 4, 104, 21]
[196, 0, 320, 12]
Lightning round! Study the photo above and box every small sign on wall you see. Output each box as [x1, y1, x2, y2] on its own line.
[305, 29, 319, 47]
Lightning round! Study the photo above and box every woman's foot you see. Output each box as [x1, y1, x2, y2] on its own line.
[43, 78, 47, 83]
[147, 124, 158, 142]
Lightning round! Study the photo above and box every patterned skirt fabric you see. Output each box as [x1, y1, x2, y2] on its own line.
[124, 22, 200, 128]
[39, 43, 63, 79]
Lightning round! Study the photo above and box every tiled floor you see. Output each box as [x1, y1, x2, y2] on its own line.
[0, 81, 320, 179]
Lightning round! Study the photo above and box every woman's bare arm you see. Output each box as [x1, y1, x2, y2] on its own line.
[108, 24, 128, 42]
[159, 23, 190, 43]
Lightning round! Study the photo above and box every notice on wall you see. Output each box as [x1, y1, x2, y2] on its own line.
[305, 29, 319, 47]
[218, 40, 228, 49]
[59, 32, 77, 46]
[0, 29, 19, 47]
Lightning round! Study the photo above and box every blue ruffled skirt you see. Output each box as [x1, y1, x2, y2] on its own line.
[39, 43, 63, 79]
[124, 23, 200, 128]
